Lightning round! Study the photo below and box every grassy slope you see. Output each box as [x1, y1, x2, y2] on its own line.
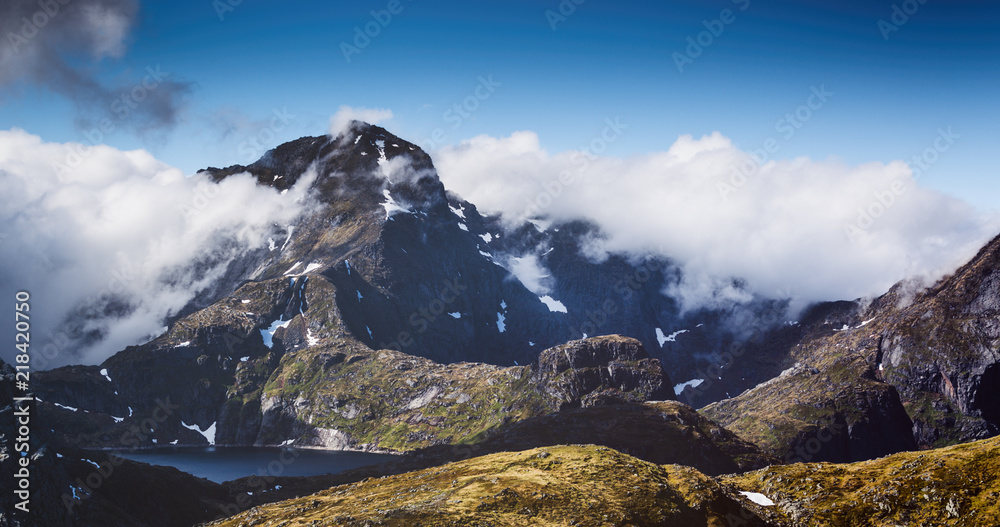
[209, 445, 771, 527]
[722, 435, 1000, 526]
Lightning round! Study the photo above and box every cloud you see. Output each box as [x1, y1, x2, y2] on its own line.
[0, 129, 315, 368]
[506, 254, 552, 295]
[328, 106, 394, 138]
[0, 0, 192, 135]
[434, 131, 999, 312]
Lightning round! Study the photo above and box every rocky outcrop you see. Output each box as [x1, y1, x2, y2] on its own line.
[703, 234, 1000, 458]
[532, 335, 673, 408]
[252, 335, 673, 452]
[866, 235, 1000, 445]
[702, 356, 916, 464]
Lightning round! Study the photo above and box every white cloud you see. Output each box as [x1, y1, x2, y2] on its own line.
[329, 106, 394, 139]
[0, 129, 315, 367]
[434, 131, 999, 311]
[506, 254, 552, 295]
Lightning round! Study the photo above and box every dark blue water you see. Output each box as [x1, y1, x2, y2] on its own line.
[114, 446, 398, 483]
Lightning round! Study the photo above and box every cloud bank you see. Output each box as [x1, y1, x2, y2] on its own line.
[0, 129, 314, 368]
[434, 131, 998, 311]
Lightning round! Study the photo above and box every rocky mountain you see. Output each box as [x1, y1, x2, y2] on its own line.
[1, 357, 236, 527]
[703, 234, 1000, 462]
[30, 121, 778, 453]
[14, 120, 1000, 525]
[36, 334, 671, 452]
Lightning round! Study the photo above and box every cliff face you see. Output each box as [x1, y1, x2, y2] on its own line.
[36, 333, 673, 452]
[870, 235, 1000, 446]
[703, 235, 1000, 461]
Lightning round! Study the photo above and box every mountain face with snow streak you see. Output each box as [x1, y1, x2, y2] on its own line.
[28, 120, 1000, 467]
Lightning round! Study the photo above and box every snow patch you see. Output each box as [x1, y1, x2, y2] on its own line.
[182, 420, 216, 445]
[240, 356, 249, 362]
[357, 290, 363, 302]
[366, 325, 373, 339]
[53, 402, 78, 412]
[656, 328, 688, 346]
[479, 233, 493, 243]
[457, 222, 468, 231]
[307, 328, 320, 346]
[448, 312, 461, 319]
[527, 218, 552, 232]
[375, 139, 389, 176]
[539, 295, 567, 313]
[268, 237, 276, 251]
[381, 189, 411, 219]
[740, 492, 775, 506]
[279, 226, 295, 252]
[283, 262, 302, 276]
[496, 312, 506, 333]
[100, 368, 112, 382]
[241, 299, 251, 304]
[673, 379, 705, 396]
[449, 203, 466, 219]
[261, 317, 292, 348]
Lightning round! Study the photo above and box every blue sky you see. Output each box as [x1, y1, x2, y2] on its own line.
[2, 0, 999, 208]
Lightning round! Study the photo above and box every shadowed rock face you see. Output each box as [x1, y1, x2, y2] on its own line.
[871, 234, 1000, 444]
[704, 234, 1000, 461]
